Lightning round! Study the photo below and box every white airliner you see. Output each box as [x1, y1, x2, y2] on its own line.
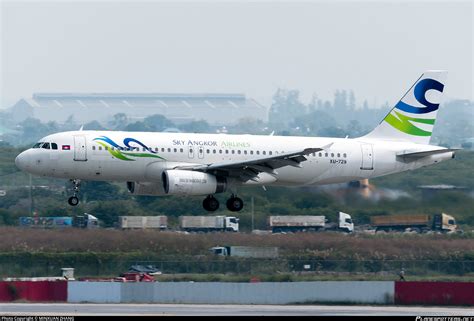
[15, 71, 457, 212]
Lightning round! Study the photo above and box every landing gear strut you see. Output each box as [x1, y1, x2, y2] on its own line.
[226, 194, 243, 212]
[203, 195, 219, 212]
[68, 179, 81, 206]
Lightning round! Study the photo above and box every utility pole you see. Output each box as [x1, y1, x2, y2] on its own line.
[251, 196, 254, 231]
[29, 174, 33, 215]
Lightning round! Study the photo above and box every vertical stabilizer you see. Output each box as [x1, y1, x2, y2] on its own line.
[364, 71, 447, 144]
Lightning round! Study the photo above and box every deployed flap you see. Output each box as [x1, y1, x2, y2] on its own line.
[174, 143, 333, 181]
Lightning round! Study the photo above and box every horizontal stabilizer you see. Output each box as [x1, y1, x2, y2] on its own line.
[396, 148, 459, 161]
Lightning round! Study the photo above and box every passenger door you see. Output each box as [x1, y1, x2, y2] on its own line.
[74, 136, 88, 161]
[360, 143, 373, 170]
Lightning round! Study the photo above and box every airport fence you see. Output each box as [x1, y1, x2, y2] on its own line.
[1, 258, 473, 278]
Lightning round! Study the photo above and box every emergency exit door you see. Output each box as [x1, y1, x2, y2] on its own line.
[360, 143, 373, 170]
[74, 136, 88, 161]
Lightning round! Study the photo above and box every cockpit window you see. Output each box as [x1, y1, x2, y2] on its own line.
[51, 143, 58, 150]
[33, 142, 42, 148]
[41, 143, 50, 149]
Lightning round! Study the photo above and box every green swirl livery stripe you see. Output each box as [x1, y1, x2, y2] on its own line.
[95, 140, 166, 161]
[384, 111, 435, 137]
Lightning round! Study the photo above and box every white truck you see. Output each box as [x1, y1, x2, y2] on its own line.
[118, 216, 168, 230]
[209, 246, 279, 258]
[268, 212, 354, 233]
[179, 216, 239, 232]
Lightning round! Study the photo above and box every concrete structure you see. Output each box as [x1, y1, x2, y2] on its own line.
[68, 281, 395, 304]
[418, 184, 469, 200]
[2, 281, 474, 306]
[10, 93, 268, 125]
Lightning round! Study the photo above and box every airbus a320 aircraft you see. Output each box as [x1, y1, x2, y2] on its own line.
[15, 71, 457, 212]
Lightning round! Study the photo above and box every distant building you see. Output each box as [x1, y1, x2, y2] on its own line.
[10, 93, 268, 125]
[418, 184, 468, 200]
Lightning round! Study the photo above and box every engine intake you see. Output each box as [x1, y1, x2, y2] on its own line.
[162, 170, 226, 196]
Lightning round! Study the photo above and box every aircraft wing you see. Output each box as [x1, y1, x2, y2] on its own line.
[174, 143, 333, 181]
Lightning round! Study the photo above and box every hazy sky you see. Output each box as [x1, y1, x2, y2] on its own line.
[1, 1, 473, 109]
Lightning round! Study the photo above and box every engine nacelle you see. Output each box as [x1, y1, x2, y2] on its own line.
[126, 181, 166, 196]
[162, 170, 227, 196]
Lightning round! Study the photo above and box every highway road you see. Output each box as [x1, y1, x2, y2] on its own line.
[0, 303, 473, 316]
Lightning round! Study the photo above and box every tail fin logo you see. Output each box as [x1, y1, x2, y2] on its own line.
[395, 78, 444, 114]
[384, 77, 444, 136]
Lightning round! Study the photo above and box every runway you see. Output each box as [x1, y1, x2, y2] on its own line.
[0, 303, 473, 316]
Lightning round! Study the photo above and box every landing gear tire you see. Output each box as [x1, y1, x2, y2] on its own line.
[203, 196, 219, 212]
[68, 179, 81, 206]
[226, 196, 243, 212]
[68, 196, 79, 206]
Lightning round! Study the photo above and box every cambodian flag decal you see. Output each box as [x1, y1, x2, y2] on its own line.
[62, 145, 71, 150]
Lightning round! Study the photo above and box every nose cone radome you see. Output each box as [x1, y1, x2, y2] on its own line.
[15, 151, 28, 171]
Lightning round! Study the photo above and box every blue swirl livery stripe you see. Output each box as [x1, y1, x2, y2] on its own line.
[94, 136, 121, 148]
[395, 78, 444, 114]
[123, 137, 157, 154]
[93, 136, 165, 161]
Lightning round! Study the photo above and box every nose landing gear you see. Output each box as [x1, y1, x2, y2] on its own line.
[68, 179, 81, 206]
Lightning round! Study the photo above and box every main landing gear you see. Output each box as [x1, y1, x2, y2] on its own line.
[226, 194, 243, 212]
[67, 179, 81, 206]
[202, 194, 244, 212]
[203, 195, 220, 212]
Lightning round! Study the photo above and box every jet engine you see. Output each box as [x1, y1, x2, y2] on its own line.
[162, 170, 227, 196]
[126, 181, 166, 196]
